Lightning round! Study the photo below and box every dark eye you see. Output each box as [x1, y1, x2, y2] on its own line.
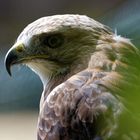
[41, 34, 64, 48]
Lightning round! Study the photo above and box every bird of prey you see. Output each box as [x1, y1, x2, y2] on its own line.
[5, 14, 140, 140]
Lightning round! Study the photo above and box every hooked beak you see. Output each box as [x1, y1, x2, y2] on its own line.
[5, 43, 25, 76]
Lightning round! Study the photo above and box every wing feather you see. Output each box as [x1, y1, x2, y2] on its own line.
[38, 69, 122, 140]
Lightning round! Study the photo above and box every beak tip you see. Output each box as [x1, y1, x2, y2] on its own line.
[4, 52, 14, 76]
[7, 68, 12, 76]
[5, 47, 19, 76]
[5, 60, 12, 76]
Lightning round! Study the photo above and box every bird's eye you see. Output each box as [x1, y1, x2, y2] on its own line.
[41, 34, 64, 48]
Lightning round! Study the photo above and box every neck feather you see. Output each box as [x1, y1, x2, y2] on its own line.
[88, 34, 140, 98]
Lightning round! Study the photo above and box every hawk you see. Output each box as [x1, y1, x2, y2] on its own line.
[5, 15, 140, 140]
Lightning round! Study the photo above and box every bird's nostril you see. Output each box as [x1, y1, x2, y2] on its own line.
[15, 44, 25, 53]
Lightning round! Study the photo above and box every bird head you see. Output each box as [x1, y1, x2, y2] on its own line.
[5, 14, 111, 85]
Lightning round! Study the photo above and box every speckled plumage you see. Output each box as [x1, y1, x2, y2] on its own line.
[5, 15, 140, 140]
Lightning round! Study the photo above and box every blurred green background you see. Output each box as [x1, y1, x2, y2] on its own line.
[0, 0, 140, 140]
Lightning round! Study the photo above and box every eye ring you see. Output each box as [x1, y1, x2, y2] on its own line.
[42, 34, 64, 48]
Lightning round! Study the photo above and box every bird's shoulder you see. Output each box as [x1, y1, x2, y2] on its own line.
[38, 69, 122, 139]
